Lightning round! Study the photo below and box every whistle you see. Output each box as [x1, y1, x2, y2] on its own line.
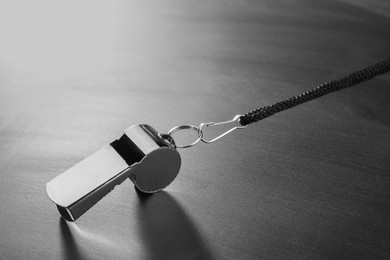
[46, 125, 181, 221]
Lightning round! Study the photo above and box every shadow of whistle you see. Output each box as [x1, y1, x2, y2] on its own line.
[46, 125, 181, 221]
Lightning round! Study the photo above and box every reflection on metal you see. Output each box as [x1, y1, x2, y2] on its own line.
[46, 125, 181, 221]
[68, 222, 121, 251]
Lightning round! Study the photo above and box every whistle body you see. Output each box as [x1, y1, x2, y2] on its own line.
[46, 125, 181, 221]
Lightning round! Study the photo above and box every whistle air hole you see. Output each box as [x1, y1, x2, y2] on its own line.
[110, 136, 144, 166]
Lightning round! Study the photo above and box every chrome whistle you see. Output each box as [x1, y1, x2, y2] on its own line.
[46, 125, 181, 221]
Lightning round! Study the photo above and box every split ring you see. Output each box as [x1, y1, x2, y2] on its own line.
[167, 125, 203, 148]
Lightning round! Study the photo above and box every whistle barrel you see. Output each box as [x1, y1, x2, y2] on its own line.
[46, 144, 131, 221]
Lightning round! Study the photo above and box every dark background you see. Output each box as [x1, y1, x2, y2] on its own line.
[1, 0, 390, 259]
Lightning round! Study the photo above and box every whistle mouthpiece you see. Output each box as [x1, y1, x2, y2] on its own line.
[46, 125, 181, 221]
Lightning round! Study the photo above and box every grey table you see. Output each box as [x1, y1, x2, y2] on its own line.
[1, 0, 390, 259]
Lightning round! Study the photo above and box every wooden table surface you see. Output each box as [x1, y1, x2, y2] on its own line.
[1, 0, 390, 259]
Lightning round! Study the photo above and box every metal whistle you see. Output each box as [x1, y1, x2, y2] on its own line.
[46, 125, 181, 221]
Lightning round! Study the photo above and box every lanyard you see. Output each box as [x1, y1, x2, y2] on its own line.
[168, 58, 390, 148]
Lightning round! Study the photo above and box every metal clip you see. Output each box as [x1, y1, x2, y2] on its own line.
[199, 115, 247, 144]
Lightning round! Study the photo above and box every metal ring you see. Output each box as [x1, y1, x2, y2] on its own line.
[167, 125, 203, 148]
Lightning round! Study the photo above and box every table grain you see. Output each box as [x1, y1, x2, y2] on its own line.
[1, 0, 390, 259]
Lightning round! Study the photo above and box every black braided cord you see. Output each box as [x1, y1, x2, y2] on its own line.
[239, 58, 390, 126]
